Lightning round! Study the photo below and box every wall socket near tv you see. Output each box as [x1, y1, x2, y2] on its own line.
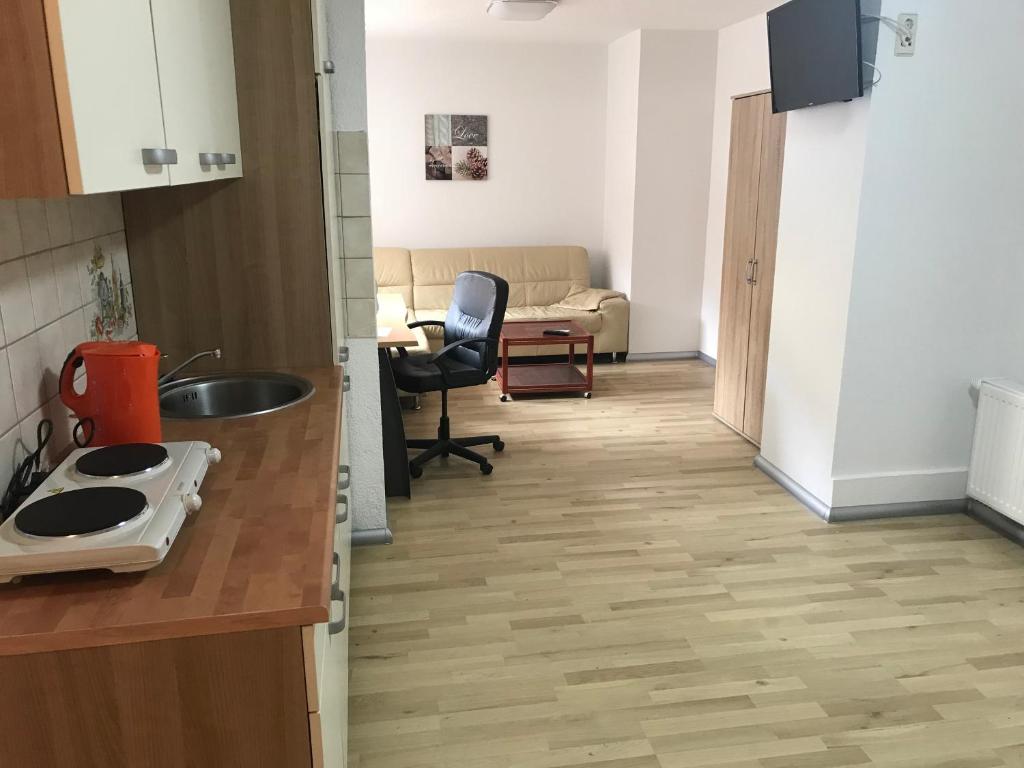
[895, 13, 918, 56]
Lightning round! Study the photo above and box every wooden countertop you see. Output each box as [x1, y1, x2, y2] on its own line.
[0, 367, 341, 657]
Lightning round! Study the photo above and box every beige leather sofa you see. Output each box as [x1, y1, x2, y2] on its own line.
[374, 246, 629, 358]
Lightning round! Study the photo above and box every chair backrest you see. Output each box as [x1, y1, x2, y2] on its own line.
[444, 271, 509, 374]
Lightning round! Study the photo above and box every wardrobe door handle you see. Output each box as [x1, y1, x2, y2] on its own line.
[750, 259, 759, 286]
[198, 152, 220, 166]
[329, 552, 347, 635]
[141, 148, 178, 165]
[745, 259, 754, 285]
[338, 464, 351, 490]
[220, 153, 237, 165]
[336, 493, 348, 524]
[342, 375, 351, 392]
[338, 346, 350, 363]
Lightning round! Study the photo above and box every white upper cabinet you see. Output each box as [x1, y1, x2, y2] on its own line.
[150, 0, 243, 184]
[50, 0, 170, 193]
[36, 0, 243, 195]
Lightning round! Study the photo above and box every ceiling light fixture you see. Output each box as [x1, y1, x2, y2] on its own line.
[486, 0, 558, 22]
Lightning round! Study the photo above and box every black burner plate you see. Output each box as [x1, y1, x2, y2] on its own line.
[76, 443, 169, 478]
[14, 487, 149, 537]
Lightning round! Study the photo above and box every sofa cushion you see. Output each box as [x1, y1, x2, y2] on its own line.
[374, 248, 414, 308]
[407, 246, 590, 310]
[412, 305, 602, 337]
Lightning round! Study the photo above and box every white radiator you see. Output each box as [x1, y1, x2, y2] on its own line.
[968, 378, 1024, 524]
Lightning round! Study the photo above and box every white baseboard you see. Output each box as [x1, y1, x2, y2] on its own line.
[830, 468, 968, 508]
[627, 351, 699, 362]
[753, 456, 831, 520]
[755, 455, 967, 523]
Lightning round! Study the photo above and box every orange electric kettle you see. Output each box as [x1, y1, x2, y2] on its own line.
[59, 341, 162, 447]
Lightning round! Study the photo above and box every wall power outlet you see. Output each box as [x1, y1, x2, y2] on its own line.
[895, 13, 918, 56]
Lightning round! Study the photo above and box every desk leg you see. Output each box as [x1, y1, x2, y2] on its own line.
[378, 348, 411, 498]
[586, 338, 594, 396]
[500, 339, 510, 402]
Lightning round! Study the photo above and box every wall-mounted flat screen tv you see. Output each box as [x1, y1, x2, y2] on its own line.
[768, 0, 864, 114]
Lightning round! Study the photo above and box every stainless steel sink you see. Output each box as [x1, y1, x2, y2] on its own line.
[159, 372, 315, 419]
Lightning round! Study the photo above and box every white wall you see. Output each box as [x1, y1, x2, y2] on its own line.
[365, 38, 610, 284]
[699, 14, 771, 359]
[328, 0, 368, 132]
[327, 0, 388, 532]
[629, 30, 717, 355]
[830, 0, 1024, 507]
[759, 98, 870, 506]
[602, 32, 642, 296]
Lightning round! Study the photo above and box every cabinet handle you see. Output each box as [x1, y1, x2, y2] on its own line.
[338, 346, 350, 363]
[336, 493, 348, 524]
[338, 464, 351, 490]
[323, 60, 336, 74]
[198, 152, 220, 166]
[342, 374, 351, 392]
[141, 148, 178, 165]
[220, 153, 237, 165]
[329, 552, 347, 635]
[750, 260, 759, 286]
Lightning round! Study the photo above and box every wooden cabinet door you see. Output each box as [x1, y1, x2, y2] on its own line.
[713, 95, 764, 430]
[1, 0, 68, 197]
[49, 0, 169, 193]
[742, 97, 787, 443]
[151, 0, 243, 185]
[311, 0, 346, 346]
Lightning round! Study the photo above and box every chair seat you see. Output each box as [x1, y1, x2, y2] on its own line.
[391, 354, 489, 393]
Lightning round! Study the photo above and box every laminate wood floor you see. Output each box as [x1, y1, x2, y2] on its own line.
[349, 361, 1024, 768]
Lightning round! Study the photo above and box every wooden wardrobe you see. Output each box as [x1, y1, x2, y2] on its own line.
[713, 92, 787, 445]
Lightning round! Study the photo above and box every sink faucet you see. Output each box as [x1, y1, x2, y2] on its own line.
[159, 349, 222, 385]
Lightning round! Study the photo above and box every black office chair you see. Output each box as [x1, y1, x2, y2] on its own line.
[391, 271, 510, 478]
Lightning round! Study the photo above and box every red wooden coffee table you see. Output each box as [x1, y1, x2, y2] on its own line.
[496, 320, 594, 401]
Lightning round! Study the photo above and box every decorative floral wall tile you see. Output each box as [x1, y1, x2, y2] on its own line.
[85, 238, 134, 341]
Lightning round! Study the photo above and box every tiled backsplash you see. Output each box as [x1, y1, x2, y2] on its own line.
[0, 195, 136, 496]
[335, 130, 377, 337]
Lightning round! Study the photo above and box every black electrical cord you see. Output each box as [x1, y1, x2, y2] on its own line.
[0, 419, 54, 522]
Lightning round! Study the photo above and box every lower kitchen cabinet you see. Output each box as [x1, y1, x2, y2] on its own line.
[0, 628, 311, 765]
[0, 503, 352, 768]
[304, 491, 352, 768]
[0, 372, 352, 767]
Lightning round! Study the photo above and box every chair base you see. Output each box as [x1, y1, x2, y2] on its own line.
[407, 436, 504, 478]
[406, 390, 504, 478]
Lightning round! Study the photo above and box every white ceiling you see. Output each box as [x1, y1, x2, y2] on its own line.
[365, 0, 781, 44]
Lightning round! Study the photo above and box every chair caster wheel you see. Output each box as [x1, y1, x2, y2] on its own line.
[500, 395, 509, 402]
[493, 440, 505, 452]
[409, 463, 423, 479]
[583, 392, 592, 399]
[481, 463, 494, 475]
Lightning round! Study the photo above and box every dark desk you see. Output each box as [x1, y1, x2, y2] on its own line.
[378, 323, 418, 498]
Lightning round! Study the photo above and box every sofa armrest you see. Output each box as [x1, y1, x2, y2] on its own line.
[595, 291, 627, 309]
[595, 295, 629, 354]
[555, 287, 627, 312]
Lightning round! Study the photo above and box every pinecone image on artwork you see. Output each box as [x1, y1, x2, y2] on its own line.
[454, 147, 488, 180]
